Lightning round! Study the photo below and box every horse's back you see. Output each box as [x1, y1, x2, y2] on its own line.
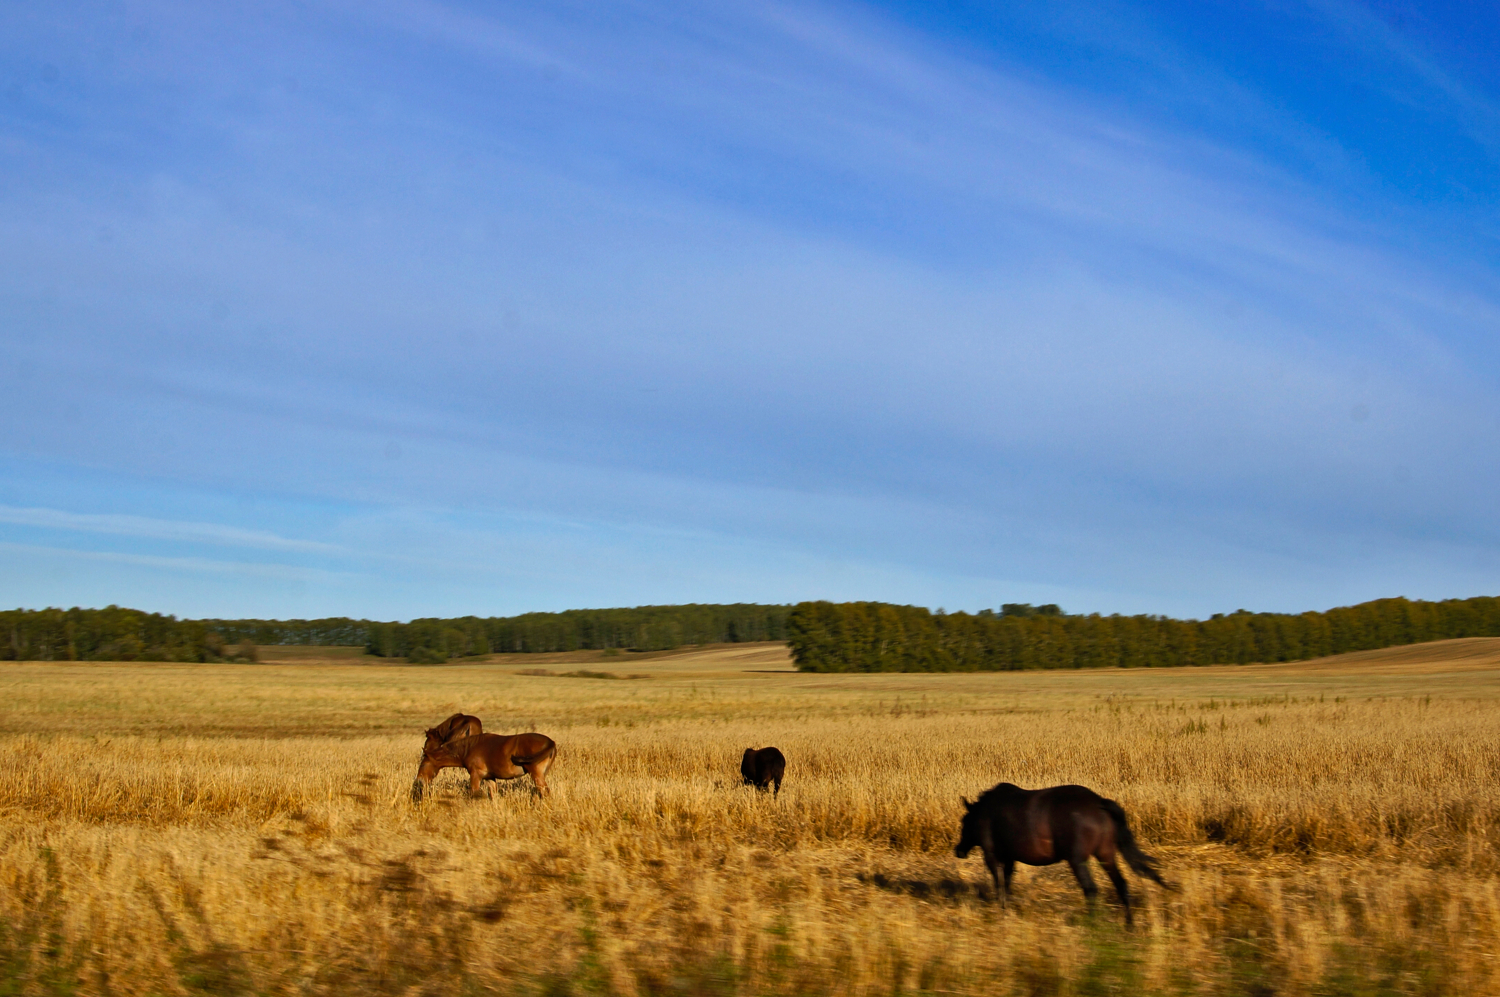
[1037, 784, 1107, 809]
[508, 731, 556, 763]
[982, 783, 1101, 810]
[467, 731, 552, 765]
[464, 732, 504, 750]
[992, 783, 1110, 823]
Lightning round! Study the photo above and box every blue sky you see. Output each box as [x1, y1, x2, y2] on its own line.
[2, 0, 1499, 621]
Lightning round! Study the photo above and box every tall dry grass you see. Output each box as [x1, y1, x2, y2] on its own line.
[1, 648, 1498, 996]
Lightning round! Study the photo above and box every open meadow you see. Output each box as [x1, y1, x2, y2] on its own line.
[2, 640, 1499, 996]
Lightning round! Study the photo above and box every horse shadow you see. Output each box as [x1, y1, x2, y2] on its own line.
[483, 779, 537, 799]
[411, 774, 534, 802]
[858, 872, 986, 903]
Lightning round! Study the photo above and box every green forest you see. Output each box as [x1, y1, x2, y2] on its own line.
[6, 595, 1500, 667]
[785, 596, 1500, 671]
[0, 605, 250, 663]
[360, 604, 792, 661]
[0, 603, 791, 662]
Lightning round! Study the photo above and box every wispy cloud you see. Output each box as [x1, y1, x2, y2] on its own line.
[0, 506, 342, 554]
[1303, 0, 1500, 160]
[0, 541, 354, 584]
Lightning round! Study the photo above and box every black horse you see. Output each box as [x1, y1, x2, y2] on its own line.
[954, 782, 1168, 924]
[741, 747, 786, 796]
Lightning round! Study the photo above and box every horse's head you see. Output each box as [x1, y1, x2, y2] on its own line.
[954, 796, 981, 858]
[413, 740, 461, 793]
[422, 728, 444, 753]
[422, 740, 459, 763]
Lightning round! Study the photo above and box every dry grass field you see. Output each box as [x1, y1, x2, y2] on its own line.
[3, 639, 1500, 996]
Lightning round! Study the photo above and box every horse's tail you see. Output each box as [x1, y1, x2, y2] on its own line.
[1101, 797, 1172, 889]
[512, 738, 556, 767]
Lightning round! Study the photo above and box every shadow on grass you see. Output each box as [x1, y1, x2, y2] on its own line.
[858, 871, 985, 902]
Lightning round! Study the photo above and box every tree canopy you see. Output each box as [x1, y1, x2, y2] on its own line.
[786, 596, 1500, 672]
[1, 603, 792, 662]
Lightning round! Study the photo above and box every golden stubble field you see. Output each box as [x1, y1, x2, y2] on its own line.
[2, 639, 1500, 996]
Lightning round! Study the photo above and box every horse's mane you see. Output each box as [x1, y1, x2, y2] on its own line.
[425, 714, 481, 752]
[971, 782, 1022, 809]
[423, 732, 474, 759]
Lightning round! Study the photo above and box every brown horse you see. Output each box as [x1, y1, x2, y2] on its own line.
[954, 782, 1168, 924]
[412, 732, 556, 800]
[741, 747, 786, 796]
[423, 713, 483, 753]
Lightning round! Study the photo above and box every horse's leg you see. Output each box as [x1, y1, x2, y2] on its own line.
[773, 775, 781, 798]
[536, 752, 556, 797]
[976, 821, 1005, 905]
[980, 847, 1006, 905]
[525, 763, 550, 797]
[1068, 856, 1100, 913]
[1002, 859, 1015, 897]
[984, 853, 1004, 904]
[412, 758, 444, 801]
[470, 768, 485, 798]
[1100, 855, 1133, 927]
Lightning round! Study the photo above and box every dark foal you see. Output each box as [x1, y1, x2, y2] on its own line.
[954, 782, 1168, 924]
[741, 747, 786, 796]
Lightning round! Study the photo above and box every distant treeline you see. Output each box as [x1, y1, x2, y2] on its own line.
[363, 604, 792, 660]
[11, 596, 1500, 667]
[2, 603, 791, 662]
[786, 596, 1500, 672]
[1, 605, 250, 662]
[201, 617, 374, 646]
